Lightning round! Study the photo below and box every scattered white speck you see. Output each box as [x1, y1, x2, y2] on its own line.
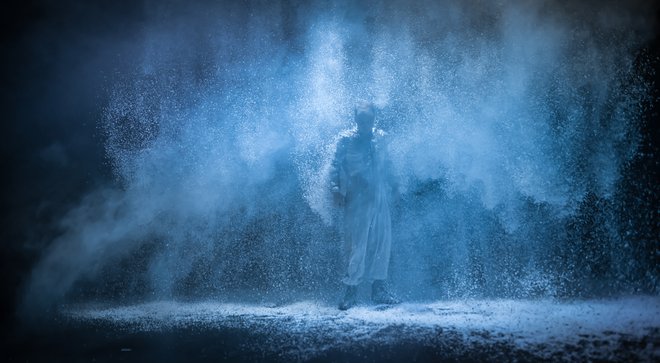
[65, 296, 660, 361]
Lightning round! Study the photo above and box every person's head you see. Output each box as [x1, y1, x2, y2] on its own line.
[354, 101, 375, 136]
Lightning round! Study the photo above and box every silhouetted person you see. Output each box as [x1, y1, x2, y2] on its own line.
[330, 101, 399, 310]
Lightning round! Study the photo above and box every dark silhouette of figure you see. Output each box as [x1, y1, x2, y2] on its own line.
[330, 101, 399, 310]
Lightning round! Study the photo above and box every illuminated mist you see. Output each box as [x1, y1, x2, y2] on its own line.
[23, 0, 657, 311]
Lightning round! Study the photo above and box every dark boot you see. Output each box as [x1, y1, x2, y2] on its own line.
[372, 280, 400, 305]
[338, 285, 358, 310]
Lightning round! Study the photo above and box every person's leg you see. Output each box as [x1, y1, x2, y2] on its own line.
[338, 285, 358, 310]
[368, 201, 399, 304]
[339, 203, 371, 310]
[372, 280, 399, 304]
[368, 203, 392, 281]
[341, 204, 371, 286]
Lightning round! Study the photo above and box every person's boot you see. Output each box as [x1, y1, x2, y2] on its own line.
[371, 280, 400, 305]
[338, 285, 358, 310]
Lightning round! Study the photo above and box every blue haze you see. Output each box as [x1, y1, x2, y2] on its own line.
[24, 0, 656, 308]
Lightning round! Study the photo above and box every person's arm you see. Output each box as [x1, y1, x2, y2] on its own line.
[379, 130, 400, 201]
[330, 138, 346, 206]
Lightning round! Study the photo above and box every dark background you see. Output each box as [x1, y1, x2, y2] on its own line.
[0, 1, 148, 330]
[1, 0, 658, 337]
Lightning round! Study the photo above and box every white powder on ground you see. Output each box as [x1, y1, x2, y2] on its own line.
[65, 296, 660, 360]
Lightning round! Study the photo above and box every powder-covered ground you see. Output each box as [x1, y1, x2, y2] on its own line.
[57, 296, 660, 362]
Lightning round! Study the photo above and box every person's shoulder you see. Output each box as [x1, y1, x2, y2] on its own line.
[373, 128, 390, 143]
[336, 129, 357, 145]
[340, 128, 357, 138]
[373, 129, 392, 151]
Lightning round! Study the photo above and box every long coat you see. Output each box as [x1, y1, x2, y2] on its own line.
[330, 128, 395, 285]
